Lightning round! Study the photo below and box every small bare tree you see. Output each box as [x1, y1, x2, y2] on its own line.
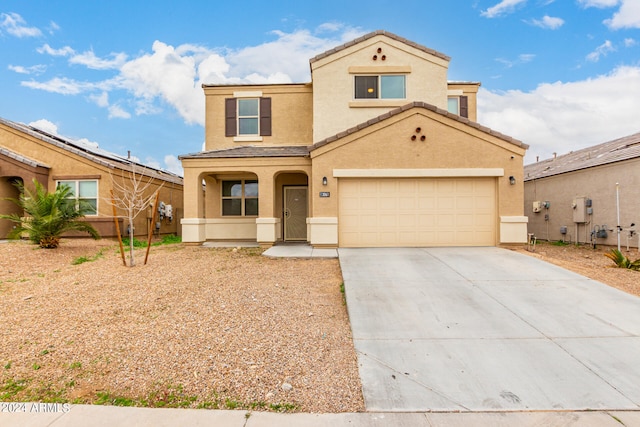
[110, 164, 161, 266]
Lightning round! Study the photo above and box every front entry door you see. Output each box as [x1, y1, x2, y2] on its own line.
[284, 186, 308, 241]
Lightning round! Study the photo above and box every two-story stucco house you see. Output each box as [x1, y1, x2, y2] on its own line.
[180, 30, 528, 248]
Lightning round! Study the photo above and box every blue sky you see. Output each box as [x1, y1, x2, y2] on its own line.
[1, 0, 639, 172]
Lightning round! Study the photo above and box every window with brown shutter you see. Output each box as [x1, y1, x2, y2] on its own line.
[225, 98, 237, 136]
[459, 96, 468, 119]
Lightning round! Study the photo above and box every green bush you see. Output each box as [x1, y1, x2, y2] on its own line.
[604, 249, 640, 271]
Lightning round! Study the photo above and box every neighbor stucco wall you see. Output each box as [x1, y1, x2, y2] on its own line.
[524, 159, 640, 247]
[311, 35, 450, 142]
[0, 122, 184, 238]
[203, 84, 313, 151]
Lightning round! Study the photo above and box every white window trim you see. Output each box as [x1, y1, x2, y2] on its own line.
[56, 179, 99, 216]
[237, 98, 260, 137]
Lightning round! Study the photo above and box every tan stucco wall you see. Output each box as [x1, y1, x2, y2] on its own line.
[310, 108, 527, 244]
[0, 122, 184, 238]
[311, 35, 450, 142]
[203, 84, 313, 151]
[524, 159, 640, 247]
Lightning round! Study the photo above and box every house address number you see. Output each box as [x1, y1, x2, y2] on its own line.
[319, 192, 330, 198]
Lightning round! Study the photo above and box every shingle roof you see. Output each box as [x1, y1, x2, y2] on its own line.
[0, 146, 50, 169]
[311, 101, 527, 151]
[0, 117, 183, 184]
[310, 30, 451, 64]
[524, 131, 640, 181]
[179, 145, 310, 159]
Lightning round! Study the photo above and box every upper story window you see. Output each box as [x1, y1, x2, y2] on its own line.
[355, 75, 406, 100]
[447, 96, 469, 118]
[57, 180, 98, 216]
[225, 97, 272, 138]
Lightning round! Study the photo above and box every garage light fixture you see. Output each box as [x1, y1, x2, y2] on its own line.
[322, 176, 328, 186]
[509, 176, 516, 185]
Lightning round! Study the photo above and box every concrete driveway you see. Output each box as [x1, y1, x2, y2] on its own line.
[338, 247, 640, 412]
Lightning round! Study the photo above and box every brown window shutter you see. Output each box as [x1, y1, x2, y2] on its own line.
[259, 97, 272, 136]
[459, 96, 469, 118]
[225, 98, 237, 136]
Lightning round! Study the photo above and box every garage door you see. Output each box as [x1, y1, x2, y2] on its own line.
[338, 178, 496, 247]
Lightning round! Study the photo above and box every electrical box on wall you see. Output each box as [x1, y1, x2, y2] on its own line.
[532, 201, 542, 213]
[573, 196, 587, 223]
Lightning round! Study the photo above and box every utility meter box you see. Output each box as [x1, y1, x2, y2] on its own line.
[573, 196, 587, 223]
[532, 201, 542, 213]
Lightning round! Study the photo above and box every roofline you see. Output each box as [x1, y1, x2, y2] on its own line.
[311, 101, 527, 151]
[310, 30, 451, 65]
[0, 117, 183, 184]
[0, 146, 50, 169]
[201, 82, 311, 89]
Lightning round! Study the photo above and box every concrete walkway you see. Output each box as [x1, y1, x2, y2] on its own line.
[2, 404, 640, 426]
[339, 247, 640, 413]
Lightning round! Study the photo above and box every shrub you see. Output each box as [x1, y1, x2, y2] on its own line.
[604, 249, 640, 271]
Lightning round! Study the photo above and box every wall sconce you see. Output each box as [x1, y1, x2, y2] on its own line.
[322, 176, 328, 186]
[509, 176, 516, 185]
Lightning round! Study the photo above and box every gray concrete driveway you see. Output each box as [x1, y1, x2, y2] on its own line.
[338, 247, 640, 412]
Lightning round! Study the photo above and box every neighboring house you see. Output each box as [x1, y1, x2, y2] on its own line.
[524, 131, 640, 248]
[0, 117, 183, 239]
[180, 30, 528, 248]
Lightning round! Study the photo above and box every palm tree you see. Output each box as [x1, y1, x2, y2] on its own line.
[0, 179, 100, 248]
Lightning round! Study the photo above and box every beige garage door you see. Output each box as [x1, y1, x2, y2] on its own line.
[339, 178, 496, 247]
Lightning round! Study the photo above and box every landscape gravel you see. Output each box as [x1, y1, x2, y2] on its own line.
[0, 239, 364, 413]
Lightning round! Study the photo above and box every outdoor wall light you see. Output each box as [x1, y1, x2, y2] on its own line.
[322, 176, 328, 186]
[509, 176, 516, 185]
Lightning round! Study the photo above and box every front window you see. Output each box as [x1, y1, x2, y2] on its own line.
[57, 180, 98, 215]
[238, 99, 259, 135]
[355, 75, 406, 99]
[222, 179, 258, 216]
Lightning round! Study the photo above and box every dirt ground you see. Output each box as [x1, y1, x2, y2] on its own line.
[1, 238, 638, 413]
[514, 240, 640, 297]
[0, 239, 364, 413]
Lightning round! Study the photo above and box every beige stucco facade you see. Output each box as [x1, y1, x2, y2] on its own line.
[0, 118, 184, 239]
[180, 30, 528, 248]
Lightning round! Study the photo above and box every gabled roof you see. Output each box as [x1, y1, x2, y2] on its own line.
[311, 102, 527, 151]
[0, 117, 182, 184]
[0, 146, 50, 169]
[310, 30, 451, 64]
[524, 131, 640, 181]
[179, 145, 309, 160]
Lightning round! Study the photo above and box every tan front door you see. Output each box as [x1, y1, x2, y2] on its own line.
[284, 186, 308, 241]
[339, 177, 496, 247]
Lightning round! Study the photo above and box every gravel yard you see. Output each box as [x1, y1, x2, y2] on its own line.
[0, 239, 364, 413]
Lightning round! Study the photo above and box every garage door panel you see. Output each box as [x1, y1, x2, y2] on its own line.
[339, 177, 496, 247]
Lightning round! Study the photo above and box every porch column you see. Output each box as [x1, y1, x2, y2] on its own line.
[256, 171, 279, 247]
[181, 167, 206, 243]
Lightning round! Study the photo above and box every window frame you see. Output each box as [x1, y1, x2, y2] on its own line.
[237, 98, 260, 136]
[354, 74, 406, 100]
[56, 179, 99, 216]
[221, 179, 259, 217]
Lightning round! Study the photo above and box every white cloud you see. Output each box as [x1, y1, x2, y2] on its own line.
[530, 15, 565, 29]
[0, 12, 41, 38]
[604, 0, 640, 29]
[28, 119, 58, 135]
[75, 137, 99, 149]
[163, 155, 183, 176]
[478, 65, 640, 163]
[586, 40, 615, 62]
[481, 0, 527, 18]
[37, 44, 75, 57]
[108, 104, 131, 119]
[21, 77, 103, 95]
[496, 53, 536, 68]
[89, 91, 109, 108]
[8, 64, 46, 75]
[624, 38, 637, 47]
[578, 0, 620, 8]
[47, 21, 60, 34]
[69, 50, 128, 70]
